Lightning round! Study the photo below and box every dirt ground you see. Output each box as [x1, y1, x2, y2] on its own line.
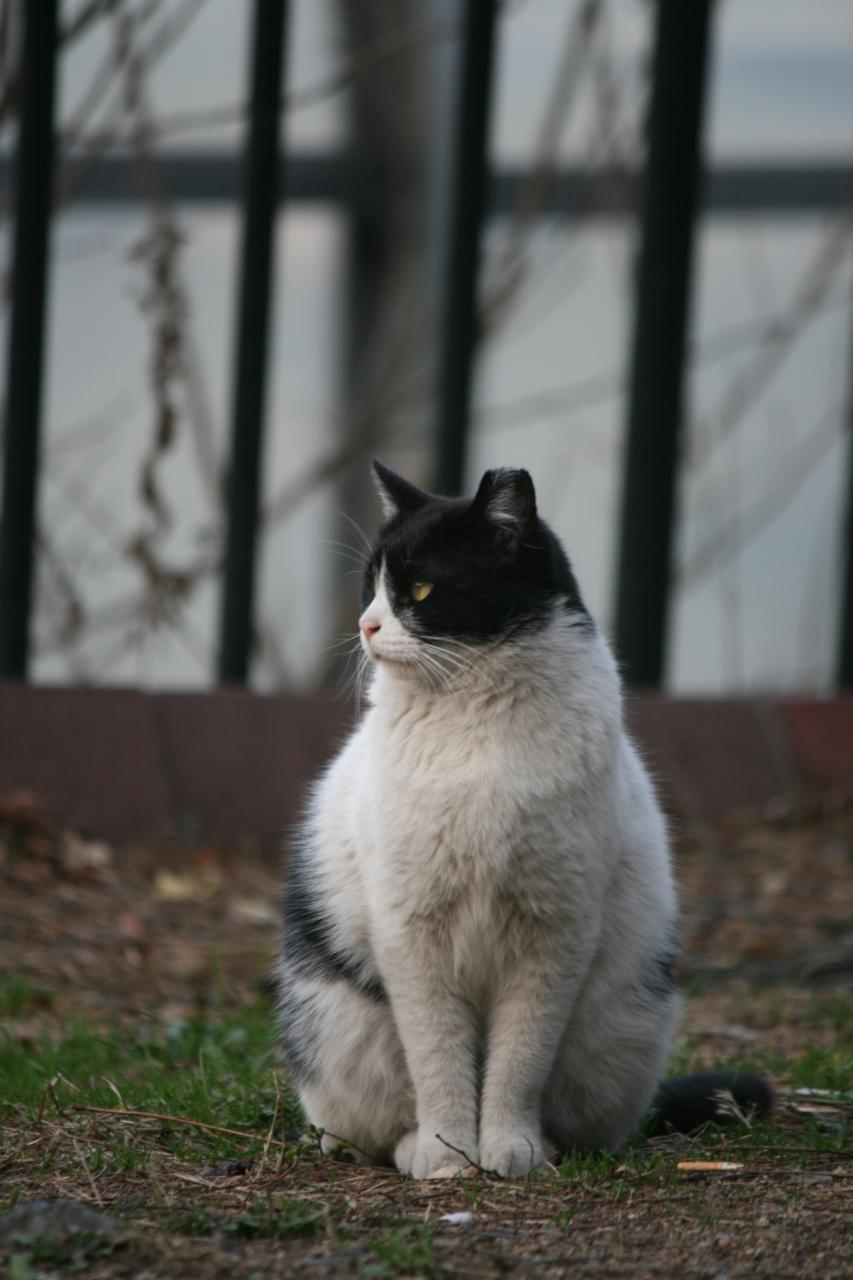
[1, 790, 851, 1278]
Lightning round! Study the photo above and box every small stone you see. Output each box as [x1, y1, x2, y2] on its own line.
[0, 1198, 123, 1245]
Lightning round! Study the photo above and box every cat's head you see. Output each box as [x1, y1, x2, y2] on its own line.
[357, 460, 588, 683]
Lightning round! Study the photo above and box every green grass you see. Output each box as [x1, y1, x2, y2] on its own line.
[0, 985, 299, 1164]
[0, 974, 53, 1019]
[1, 974, 850, 1196]
[668, 1037, 852, 1095]
[153, 1197, 327, 1241]
[2, 970, 849, 1278]
[8, 1237, 121, 1279]
[222, 1197, 327, 1240]
[361, 1223, 450, 1278]
[799, 992, 853, 1039]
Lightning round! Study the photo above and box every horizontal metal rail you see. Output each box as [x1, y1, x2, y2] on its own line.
[0, 154, 846, 215]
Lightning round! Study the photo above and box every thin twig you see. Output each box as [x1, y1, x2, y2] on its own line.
[321, 1131, 377, 1165]
[258, 1074, 281, 1176]
[71, 1134, 105, 1208]
[46, 1079, 66, 1117]
[435, 1134, 501, 1180]
[70, 1103, 285, 1148]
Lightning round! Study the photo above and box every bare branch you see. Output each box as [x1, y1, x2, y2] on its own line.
[61, 0, 126, 46]
[679, 398, 844, 586]
[62, 16, 459, 150]
[485, 0, 602, 327]
[477, 283, 850, 430]
[687, 210, 853, 472]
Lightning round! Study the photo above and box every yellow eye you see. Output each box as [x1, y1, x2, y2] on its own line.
[410, 582, 433, 602]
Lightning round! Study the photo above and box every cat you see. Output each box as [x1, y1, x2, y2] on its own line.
[277, 461, 770, 1178]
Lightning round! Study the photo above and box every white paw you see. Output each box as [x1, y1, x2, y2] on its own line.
[393, 1129, 418, 1175]
[480, 1127, 548, 1178]
[395, 1130, 478, 1180]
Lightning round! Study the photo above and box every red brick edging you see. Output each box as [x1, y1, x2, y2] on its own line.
[1, 683, 851, 847]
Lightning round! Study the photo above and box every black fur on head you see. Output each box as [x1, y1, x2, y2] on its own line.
[365, 460, 589, 643]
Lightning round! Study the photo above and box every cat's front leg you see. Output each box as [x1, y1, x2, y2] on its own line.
[384, 961, 481, 1179]
[479, 941, 589, 1177]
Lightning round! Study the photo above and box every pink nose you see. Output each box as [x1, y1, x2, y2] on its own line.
[360, 618, 381, 639]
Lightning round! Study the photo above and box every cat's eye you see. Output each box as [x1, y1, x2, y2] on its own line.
[410, 582, 433, 603]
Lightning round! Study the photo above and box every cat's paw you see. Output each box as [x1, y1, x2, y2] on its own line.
[394, 1130, 478, 1180]
[393, 1130, 418, 1175]
[480, 1127, 548, 1178]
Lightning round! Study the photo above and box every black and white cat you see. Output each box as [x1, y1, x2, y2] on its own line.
[277, 462, 769, 1178]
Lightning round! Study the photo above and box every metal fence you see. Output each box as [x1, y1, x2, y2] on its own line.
[0, 0, 851, 689]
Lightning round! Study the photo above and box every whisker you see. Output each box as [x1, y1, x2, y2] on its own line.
[328, 551, 369, 570]
[336, 638, 363, 688]
[318, 539, 368, 568]
[420, 633, 482, 657]
[412, 652, 444, 694]
[342, 646, 368, 704]
[414, 647, 456, 695]
[421, 643, 469, 671]
[320, 537, 368, 557]
[419, 639, 475, 677]
[323, 632, 362, 654]
[422, 655, 466, 683]
[331, 507, 374, 556]
[351, 648, 372, 709]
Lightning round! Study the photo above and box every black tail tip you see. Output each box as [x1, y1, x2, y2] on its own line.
[649, 1071, 773, 1136]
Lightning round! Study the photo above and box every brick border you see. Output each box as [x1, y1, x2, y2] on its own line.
[1, 684, 851, 847]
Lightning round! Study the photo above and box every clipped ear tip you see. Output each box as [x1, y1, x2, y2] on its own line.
[506, 466, 534, 490]
[480, 465, 534, 489]
[477, 466, 537, 504]
[472, 466, 537, 538]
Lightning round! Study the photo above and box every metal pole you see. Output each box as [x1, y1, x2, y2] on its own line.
[613, 0, 715, 686]
[0, 0, 59, 679]
[218, 0, 288, 684]
[434, 0, 498, 497]
[837, 293, 853, 689]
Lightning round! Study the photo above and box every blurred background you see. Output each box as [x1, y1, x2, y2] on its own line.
[0, 0, 851, 696]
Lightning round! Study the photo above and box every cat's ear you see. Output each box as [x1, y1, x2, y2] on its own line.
[372, 459, 429, 521]
[470, 468, 537, 547]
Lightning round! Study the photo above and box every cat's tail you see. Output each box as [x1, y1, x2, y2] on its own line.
[648, 1071, 773, 1136]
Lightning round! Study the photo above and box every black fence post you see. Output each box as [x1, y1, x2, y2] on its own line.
[434, 0, 498, 498]
[612, 0, 715, 687]
[838, 297, 853, 689]
[0, 0, 59, 679]
[217, 0, 288, 685]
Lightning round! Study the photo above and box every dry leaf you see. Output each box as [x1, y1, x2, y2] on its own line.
[157, 942, 209, 980]
[153, 870, 220, 901]
[61, 835, 113, 875]
[229, 897, 278, 927]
